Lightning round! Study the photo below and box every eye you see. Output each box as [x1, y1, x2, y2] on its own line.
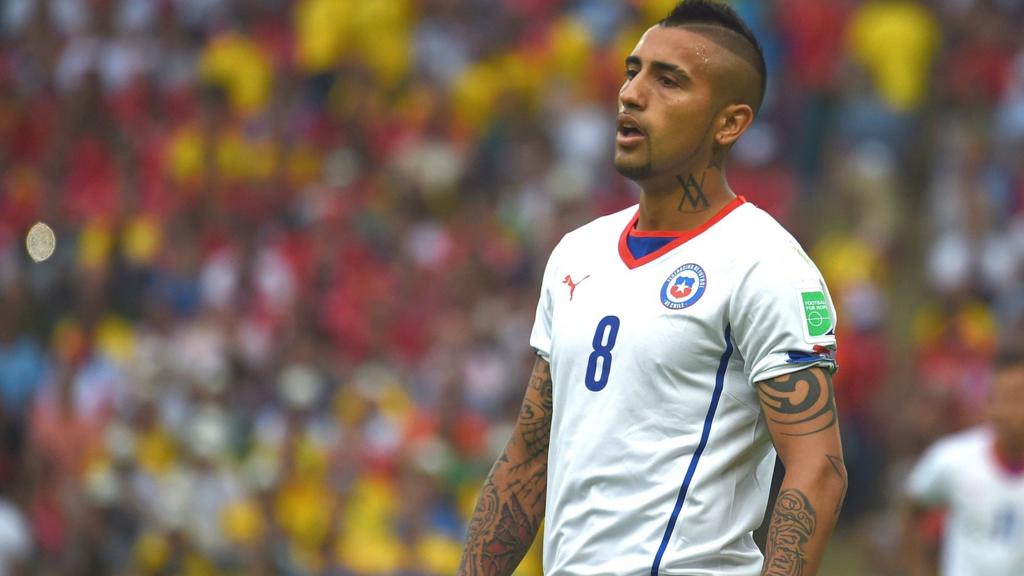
[658, 76, 679, 88]
[625, 69, 639, 80]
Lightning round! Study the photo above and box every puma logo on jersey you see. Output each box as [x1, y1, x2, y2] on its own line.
[563, 274, 591, 301]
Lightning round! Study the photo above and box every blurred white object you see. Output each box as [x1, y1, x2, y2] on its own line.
[0, 498, 30, 576]
[930, 232, 1018, 295]
[552, 104, 612, 171]
[187, 405, 229, 461]
[929, 233, 972, 293]
[199, 244, 296, 316]
[410, 437, 451, 477]
[56, 35, 151, 94]
[278, 363, 322, 411]
[392, 137, 466, 197]
[406, 221, 453, 270]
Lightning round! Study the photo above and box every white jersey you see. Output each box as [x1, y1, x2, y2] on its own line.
[906, 426, 1024, 576]
[530, 197, 838, 575]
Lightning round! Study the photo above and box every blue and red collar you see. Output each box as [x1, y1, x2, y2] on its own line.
[618, 196, 746, 269]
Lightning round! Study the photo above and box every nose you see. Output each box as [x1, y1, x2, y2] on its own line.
[619, 75, 646, 111]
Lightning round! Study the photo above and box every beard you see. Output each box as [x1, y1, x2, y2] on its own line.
[613, 142, 653, 181]
[614, 158, 653, 180]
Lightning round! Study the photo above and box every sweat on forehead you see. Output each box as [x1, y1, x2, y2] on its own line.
[668, 23, 763, 80]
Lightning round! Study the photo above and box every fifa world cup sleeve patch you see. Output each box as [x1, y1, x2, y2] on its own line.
[799, 289, 834, 342]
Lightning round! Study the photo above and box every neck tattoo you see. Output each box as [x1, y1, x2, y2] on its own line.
[676, 172, 710, 213]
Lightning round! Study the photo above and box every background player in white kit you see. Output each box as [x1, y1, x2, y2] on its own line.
[904, 348, 1024, 576]
[459, 1, 847, 574]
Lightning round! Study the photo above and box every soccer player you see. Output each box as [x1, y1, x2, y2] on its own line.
[903, 347, 1024, 576]
[459, 1, 847, 574]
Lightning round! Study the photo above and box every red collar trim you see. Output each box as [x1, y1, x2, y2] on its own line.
[618, 196, 746, 270]
[993, 440, 1024, 477]
[629, 227, 685, 239]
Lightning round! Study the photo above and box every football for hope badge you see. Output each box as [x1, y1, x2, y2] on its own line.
[661, 263, 706, 309]
[800, 289, 834, 341]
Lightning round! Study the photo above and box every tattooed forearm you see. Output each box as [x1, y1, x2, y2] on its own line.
[460, 483, 537, 575]
[826, 455, 847, 517]
[761, 489, 816, 576]
[676, 172, 710, 213]
[459, 358, 553, 576]
[757, 369, 836, 437]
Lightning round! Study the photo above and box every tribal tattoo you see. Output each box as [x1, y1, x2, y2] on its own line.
[757, 369, 836, 437]
[761, 489, 817, 576]
[676, 172, 710, 213]
[459, 358, 553, 575]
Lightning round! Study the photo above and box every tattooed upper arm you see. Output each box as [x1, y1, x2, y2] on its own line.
[757, 366, 846, 513]
[511, 356, 553, 480]
[756, 367, 836, 437]
[458, 356, 552, 575]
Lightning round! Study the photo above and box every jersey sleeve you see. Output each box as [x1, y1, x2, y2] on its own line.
[730, 246, 838, 386]
[905, 440, 954, 506]
[529, 240, 563, 361]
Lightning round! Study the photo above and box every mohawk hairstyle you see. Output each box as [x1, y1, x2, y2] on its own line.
[659, 0, 767, 112]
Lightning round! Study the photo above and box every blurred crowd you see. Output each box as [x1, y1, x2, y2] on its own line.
[0, 0, 1022, 574]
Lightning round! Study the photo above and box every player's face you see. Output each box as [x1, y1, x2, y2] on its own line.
[614, 26, 719, 182]
[990, 365, 1024, 449]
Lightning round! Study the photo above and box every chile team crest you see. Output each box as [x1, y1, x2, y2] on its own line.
[661, 263, 707, 309]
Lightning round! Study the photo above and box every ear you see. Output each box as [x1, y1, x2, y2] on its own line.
[713, 103, 755, 148]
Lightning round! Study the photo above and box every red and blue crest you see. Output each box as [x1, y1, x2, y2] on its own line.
[661, 263, 706, 310]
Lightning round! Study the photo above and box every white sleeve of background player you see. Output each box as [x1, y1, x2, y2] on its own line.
[529, 241, 562, 361]
[730, 247, 838, 386]
[905, 440, 954, 506]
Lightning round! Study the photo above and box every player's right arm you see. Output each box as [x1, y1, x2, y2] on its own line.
[458, 355, 552, 576]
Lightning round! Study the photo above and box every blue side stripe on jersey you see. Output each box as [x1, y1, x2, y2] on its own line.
[651, 324, 734, 575]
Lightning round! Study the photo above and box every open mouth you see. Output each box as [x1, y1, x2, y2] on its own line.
[616, 114, 645, 144]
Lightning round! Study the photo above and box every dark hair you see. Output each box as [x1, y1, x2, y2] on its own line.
[659, 0, 767, 111]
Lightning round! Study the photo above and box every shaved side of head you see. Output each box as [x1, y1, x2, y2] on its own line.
[678, 24, 764, 113]
[659, 0, 767, 115]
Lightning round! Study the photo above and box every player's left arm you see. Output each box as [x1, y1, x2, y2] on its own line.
[756, 366, 847, 576]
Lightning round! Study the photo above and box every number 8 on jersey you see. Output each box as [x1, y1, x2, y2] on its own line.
[585, 315, 620, 391]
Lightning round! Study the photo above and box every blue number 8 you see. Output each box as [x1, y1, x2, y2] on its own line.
[585, 315, 620, 391]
